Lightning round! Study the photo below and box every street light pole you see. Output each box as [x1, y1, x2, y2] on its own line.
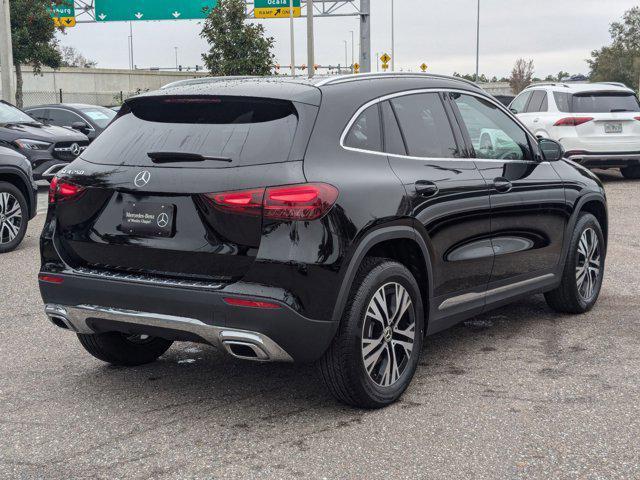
[307, 0, 314, 78]
[391, 0, 395, 71]
[289, 0, 296, 77]
[475, 0, 480, 82]
[343, 40, 348, 74]
[0, 0, 14, 102]
[350, 30, 354, 71]
[129, 22, 135, 70]
[174, 47, 178, 70]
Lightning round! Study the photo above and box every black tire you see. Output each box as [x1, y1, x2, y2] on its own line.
[545, 213, 605, 314]
[621, 165, 640, 179]
[0, 181, 28, 254]
[318, 257, 425, 408]
[77, 332, 173, 366]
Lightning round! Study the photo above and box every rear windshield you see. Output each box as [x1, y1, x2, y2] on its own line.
[80, 96, 301, 168]
[554, 91, 640, 113]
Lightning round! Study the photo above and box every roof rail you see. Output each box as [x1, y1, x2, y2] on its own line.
[315, 72, 481, 89]
[526, 82, 570, 89]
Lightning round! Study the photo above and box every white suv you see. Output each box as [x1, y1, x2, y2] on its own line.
[509, 82, 640, 178]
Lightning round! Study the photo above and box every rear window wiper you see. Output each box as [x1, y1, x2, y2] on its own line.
[147, 152, 232, 163]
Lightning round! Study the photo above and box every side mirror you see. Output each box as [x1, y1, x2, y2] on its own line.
[539, 138, 564, 162]
[71, 121, 90, 133]
[509, 108, 518, 115]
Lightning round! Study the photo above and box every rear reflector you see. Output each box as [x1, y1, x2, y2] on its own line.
[38, 274, 64, 284]
[554, 117, 594, 127]
[49, 177, 85, 204]
[206, 183, 338, 220]
[223, 297, 281, 309]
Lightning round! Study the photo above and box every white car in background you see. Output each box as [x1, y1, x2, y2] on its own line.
[509, 82, 640, 178]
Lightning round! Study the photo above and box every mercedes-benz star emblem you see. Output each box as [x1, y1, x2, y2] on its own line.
[157, 212, 169, 228]
[134, 170, 151, 187]
[70, 143, 81, 156]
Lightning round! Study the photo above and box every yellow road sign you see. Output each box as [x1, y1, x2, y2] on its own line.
[380, 53, 391, 64]
[420, 63, 428, 72]
[382, 63, 389, 71]
[353, 62, 360, 73]
[53, 16, 76, 27]
[254, 7, 301, 18]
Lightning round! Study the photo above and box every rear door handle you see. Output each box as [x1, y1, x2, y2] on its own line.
[415, 180, 438, 197]
[493, 177, 513, 193]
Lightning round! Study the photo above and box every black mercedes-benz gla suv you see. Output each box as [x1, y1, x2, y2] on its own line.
[39, 74, 607, 408]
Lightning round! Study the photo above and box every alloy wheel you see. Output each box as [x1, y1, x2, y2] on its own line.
[0, 192, 22, 245]
[576, 227, 601, 301]
[361, 282, 416, 387]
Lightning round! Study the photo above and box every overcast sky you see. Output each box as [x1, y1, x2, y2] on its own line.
[58, 0, 637, 78]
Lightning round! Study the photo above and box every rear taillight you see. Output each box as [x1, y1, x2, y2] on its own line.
[634, 117, 640, 121]
[205, 188, 264, 216]
[48, 177, 85, 204]
[554, 117, 594, 127]
[264, 183, 338, 220]
[205, 183, 338, 220]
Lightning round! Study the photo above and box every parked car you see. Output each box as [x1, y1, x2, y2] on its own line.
[0, 146, 38, 253]
[0, 100, 89, 181]
[39, 73, 607, 408]
[493, 94, 515, 106]
[509, 82, 640, 178]
[25, 104, 116, 142]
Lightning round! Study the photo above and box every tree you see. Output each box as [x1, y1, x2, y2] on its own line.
[201, 0, 275, 76]
[509, 58, 534, 94]
[59, 45, 97, 68]
[10, 0, 63, 107]
[589, 7, 640, 91]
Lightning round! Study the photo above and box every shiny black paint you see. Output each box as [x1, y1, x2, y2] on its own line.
[39, 76, 608, 362]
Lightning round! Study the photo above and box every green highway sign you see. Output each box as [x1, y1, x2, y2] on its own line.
[95, 0, 217, 22]
[254, 0, 301, 18]
[50, 0, 75, 18]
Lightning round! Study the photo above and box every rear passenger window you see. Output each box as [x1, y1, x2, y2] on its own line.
[390, 93, 459, 158]
[344, 104, 382, 152]
[526, 91, 548, 112]
[380, 101, 406, 156]
[554, 92, 571, 112]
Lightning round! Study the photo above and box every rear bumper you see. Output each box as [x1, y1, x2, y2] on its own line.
[39, 271, 337, 363]
[45, 304, 293, 362]
[565, 152, 640, 169]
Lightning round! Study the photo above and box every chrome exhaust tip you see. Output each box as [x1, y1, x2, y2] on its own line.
[223, 341, 270, 361]
[44, 305, 75, 331]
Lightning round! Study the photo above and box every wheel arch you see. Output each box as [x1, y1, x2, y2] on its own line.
[331, 226, 434, 326]
[560, 193, 608, 266]
[0, 167, 34, 218]
[579, 198, 608, 248]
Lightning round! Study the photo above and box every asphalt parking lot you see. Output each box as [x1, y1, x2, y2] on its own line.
[1, 171, 639, 480]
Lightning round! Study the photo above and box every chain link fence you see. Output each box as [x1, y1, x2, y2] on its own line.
[21, 90, 148, 108]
